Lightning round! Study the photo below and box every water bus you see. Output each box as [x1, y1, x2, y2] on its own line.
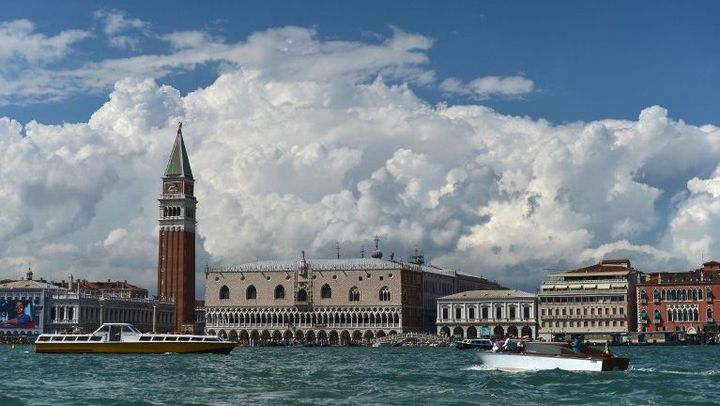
[34, 323, 235, 354]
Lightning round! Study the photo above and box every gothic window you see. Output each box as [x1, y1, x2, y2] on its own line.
[321, 284, 332, 299]
[274, 285, 285, 300]
[297, 289, 308, 301]
[219, 285, 230, 300]
[246, 285, 257, 300]
[349, 287, 360, 302]
[708, 308, 713, 321]
[379, 286, 391, 301]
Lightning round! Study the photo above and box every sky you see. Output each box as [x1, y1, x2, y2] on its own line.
[1, 1, 719, 295]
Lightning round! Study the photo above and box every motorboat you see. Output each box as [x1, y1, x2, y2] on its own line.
[34, 323, 235, 354]
[476, 341, 629, 372]
[455, 338, 494, 350]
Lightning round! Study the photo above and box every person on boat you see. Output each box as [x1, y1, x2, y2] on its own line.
[492, 341, 500, 352]
[572, 337, 581, 353]
[502, 336, 511, 351]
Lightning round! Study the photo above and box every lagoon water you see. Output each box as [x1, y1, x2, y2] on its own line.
[1, 345, 719, 405]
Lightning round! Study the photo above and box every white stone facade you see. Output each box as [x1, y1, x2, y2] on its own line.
[436, 290, 538, 339]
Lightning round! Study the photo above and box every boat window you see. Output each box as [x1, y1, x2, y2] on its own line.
[191, 337, 203, 341]
[110, 326, 122, 342]
[178, 337, 191, 341]
[64, 336, 78, 341]
[151, 336, 164, 341]
[90, 336, 102, 341]
[165, 337, 178, 341]
[95, 325, 110, 334]
[204, 337, 221, 342]
[122, 326, 138, 334]
[76, 336, 90, 342]
[51, 336, 63, 341]
[37, 336, 50, 342]
[139, 336, 151, 341]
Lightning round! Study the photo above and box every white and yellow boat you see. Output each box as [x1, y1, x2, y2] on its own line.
[34, 323, 235, 354]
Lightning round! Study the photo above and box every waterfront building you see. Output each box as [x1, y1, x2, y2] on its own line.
[0, 271, 62, 338]
[436, 289, 537, 339]
[636, 261, 720, 337]
[538, 259, 640, 341]
[204, 252, 501, 344]
[0, 271, 175, 335]
[157, 123, 198, 332]
[45, 291, 175, 334]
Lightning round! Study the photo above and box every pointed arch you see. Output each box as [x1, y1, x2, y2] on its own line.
[219, 285, 230, 300]
[246, 285, 257, 300]
[321, 284, 332, 299]
[379, 286, 391, 301]
[349, 287, 360, 302]
[297, 288, 308, 301]
[274, 285, 285, 300]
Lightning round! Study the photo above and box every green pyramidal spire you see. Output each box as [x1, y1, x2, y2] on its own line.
[164, 122, 194, 179]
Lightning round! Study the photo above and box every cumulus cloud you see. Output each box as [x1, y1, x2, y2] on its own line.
[441, 75, 534, 98]
[2, 23, 720, 295]
[0, 19, 90, 64]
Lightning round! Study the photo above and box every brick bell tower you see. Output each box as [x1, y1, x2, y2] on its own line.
[158, 122, 197, 332]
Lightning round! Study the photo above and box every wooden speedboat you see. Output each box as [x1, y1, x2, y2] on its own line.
[476, 341, 629, 372]
[455, 338, 494, 350]
[34, 323, 235, 354]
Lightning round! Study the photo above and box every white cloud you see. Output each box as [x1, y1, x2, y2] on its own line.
[0, 19, 89, 63]
[2, 23, 720, 295]
[93, 9, 150, 50]
[441, 75, 534, 98]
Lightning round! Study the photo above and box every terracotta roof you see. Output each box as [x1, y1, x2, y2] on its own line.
[439, 289, 535, 300]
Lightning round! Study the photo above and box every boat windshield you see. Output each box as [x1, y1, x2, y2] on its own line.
[122, 325, 140, 335]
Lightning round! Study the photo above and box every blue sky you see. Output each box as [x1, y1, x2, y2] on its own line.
[4, 1, 719, 126]
[2, 1, 720, 293]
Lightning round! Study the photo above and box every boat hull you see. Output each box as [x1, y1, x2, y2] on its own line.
[476, 351, 629, 372]
[34, 342, 235, 354]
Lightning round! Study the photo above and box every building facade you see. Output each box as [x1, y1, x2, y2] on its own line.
[204, 255, 501, 344]
[636, 261, 720, 336]
[157, 123, 197, 332]
[538, 259, 640, 341]
[0, 272, 175, 335]
[436, 290, 537, 339]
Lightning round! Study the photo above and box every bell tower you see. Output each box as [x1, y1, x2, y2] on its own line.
[158, 122, 197, 332]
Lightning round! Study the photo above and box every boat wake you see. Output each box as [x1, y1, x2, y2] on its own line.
[464, 364, 496, 371]
[629, 366, 720, 376]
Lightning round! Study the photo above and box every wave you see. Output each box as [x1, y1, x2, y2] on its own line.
[629, 366, 720, 376]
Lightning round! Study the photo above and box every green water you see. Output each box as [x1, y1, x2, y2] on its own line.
[1, 345, 718, 405]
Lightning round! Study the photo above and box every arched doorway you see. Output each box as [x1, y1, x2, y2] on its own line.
[364, 330, 375, 341]
[329, 330, 339, 345]
[261, 330, 271, 343]
[493, 326, 504, 338]
[306, 330, 316, 343]
[439, 326, 450, 336]
[272, 330, 282, 342]
[219, 330, 228, 339]
[318, 330, 328, 344]
[295, 330, 305, 341]
[521, 325, 533, 338]
[239, 330, 249, 344]
[352, 331, 362, 343]
[250, 330, 260, 344]
[228, 330, 238, 342]
[507, 326, 519, 337]
[283, 330, 294, 341]
[466, 326, 477, 338]
[207, 330, 216, 336]
[376, 330, 386, 338]
[340, 330, 351, 345]
[452, 326, 464, 338]
[388, 330, 397, 336]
